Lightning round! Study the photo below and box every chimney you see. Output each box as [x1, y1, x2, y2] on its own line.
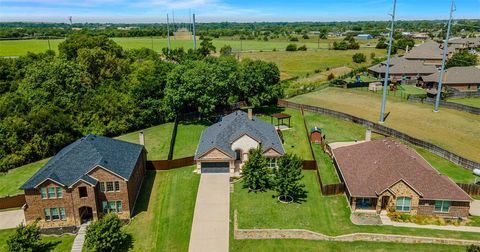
[365, 128, 372, 142]
[139, 131, 145, 145]
[247, 109, 253, 120]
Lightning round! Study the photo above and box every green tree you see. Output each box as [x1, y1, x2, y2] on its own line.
[274, 153, 306, 201]
[7, 220, 46, 252]
[333, 41, 348, 50]
[241, 147, 270, 191]
[376, 37, 388, 49]
[58, 34, 123, 60]
[396, 38, 415, 50]
[197, 36, 216, 56]
[85, 214, 131, 252]
[352, 53, 367, 63]
[467, 245, 480, 252]
[238, 59, 281, 106]
[446, 52, 478, 68]
[219, 45, 233, 56]
[298, 45, 307, 51]
[285, 44, 297, 51]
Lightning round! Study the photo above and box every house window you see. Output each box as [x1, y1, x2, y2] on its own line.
[106, 182, 114, 192]
[56, 187, 63, 198]
[99, 182, 105, 192]
[40, 188, 47, 199]
[47, 187, 56, 198]
[396, 197, 411, 212]
[356, 198, 373, 209]
[267, 158, 277, 168]
[468, 84, 471, 90]
[79, 187, 88, 198]
[51, 208, 60, 220]
[59, 208, 66, 220]
[114, 181, 120, 192]
[44, 208, 51, 221]
[235, 150, 241, 161]
[102, 201, 123, 213]
[434, 200, 451, 213]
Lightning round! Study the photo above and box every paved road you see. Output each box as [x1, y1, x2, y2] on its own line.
[470, 200, 480, 216]
[0, 209, 25, 230]
[189, 174, 230, 252]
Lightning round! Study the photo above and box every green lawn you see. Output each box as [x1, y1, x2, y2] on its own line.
[289, 87, 480, 163]
[124, 166, 200, 252]
[312, 145, 340, 184]
[353, 84, 427, 99]
[448, 97, 480, 108]
[257, 108, 313, 160]
[173, 121, 210, 159]
[0, 159, 49, 197]
[230, 239, 467, 252]
[116, 123, 174, 160]
[0, 229, 75, 252]
[232, 170, 480, 241]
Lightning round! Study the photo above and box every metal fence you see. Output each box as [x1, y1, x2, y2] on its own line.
[408, 97, 480, 115]
[278, 100, 480, 170]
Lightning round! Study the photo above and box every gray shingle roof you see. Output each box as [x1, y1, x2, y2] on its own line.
[195, 110, 285, 159]
[21, 134, 144, 190]
[422, 66, 480, 84]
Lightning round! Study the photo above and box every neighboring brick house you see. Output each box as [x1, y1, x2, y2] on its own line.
[404, 41, 454, 66]
[194, 109, 285, 175]
[368, 56, 438, 82]
[331, 139, 471, 218]
[20, 135, 147, 228]
[420, 66, 480, 92]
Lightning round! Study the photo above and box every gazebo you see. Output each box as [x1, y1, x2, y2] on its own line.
[270, 113, 291, 129]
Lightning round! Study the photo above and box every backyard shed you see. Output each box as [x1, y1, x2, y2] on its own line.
[310, 127, 322, 144]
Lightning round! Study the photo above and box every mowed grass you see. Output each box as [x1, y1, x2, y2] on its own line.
[240, 48, 386, 77]
[0, 159, 49, 196]
[257, 108, 313, 160]
[230, 239, 466, 252]
[448, 97, 480, 108]
[0, 229, 75, 252]
[232, 171, 480, 241]
[124, 166, 200, 252]
[116, 123, 174, 160]
[172, 121, 210, 159]
[289, 87, 480, 163]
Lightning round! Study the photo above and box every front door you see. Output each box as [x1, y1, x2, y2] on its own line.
[381, 196, 390, 210]
[79, 206, 93, 224]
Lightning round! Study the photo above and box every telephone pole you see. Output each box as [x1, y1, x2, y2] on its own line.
[192, 14, 197, 49]
[379, 0, 397, 123]
[434, 0, 455, 113]
[167, 14, 171, 54]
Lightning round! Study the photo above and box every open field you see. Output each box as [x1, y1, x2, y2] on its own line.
[353, 83, 427, 99]
[231, 239, 467, 252]
[240, 48, 386, 77]
[124, 167, 199, 251]
[0, 228, 75, 252]
[289, 87, 480, 163]
[232, 170, 480, 241]
[448, 97, 480, 108]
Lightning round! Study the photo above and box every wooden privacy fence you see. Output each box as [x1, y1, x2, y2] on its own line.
[279, 100, 480, 170]
[302, 160, 317, 170]
[147, 156, 195, 170]
[0, 194, 26, 210]
[457, 183, 480, 196]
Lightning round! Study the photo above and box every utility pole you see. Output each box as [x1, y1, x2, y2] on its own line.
[192, 13, 197, 49]
[167, 14, 171, 54]
[151, 35, 154, 50]
[47, 36, 51, 50]
[434, 0, 455, 112]
[172, 10, 176, 40]
[379, 0, 397, 123]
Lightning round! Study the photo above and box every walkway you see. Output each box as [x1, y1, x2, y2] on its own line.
[0, 209, 25, 230]
[380, 212, 480, 233]
[189, 174, 230, 252]
[71, 222, 90, 252]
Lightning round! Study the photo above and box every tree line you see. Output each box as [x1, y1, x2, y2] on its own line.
[0, 35, 282, 172]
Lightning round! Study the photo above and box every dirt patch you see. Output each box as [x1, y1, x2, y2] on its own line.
[350, 212, 382, 225]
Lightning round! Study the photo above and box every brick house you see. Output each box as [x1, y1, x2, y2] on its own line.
[194, 109, 285, 175]
[420, 66, 480, 92]
[20, 135, 147, 228]
[331, 139, 471, 218]
[368, 56, 438, 83]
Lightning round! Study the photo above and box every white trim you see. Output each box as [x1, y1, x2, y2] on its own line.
[376, 178, 424, 197]
[34, 178, 65, 189]
[197, 147, 234, 160]
[68, 178, 97, 189]
[86, 165, 128, 182]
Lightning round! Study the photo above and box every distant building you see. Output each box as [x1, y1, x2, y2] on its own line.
[404, 41, 454, 66]
[368, 56, 437, 82]
[356, 34, 373, 40]
[420, 66, 480, 92]
[411, 33, 429, 40]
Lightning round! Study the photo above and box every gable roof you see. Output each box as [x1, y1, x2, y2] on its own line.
[195, 110, 285, 160]
[332, 139, 471, 201]
[21, 134, 144, 190]
[422, 66, 480, 84]
[404, 41, 445, 60]
[368, 57, 438, 76]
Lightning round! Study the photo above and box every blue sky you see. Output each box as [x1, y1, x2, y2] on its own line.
[0, 0, 479, 23]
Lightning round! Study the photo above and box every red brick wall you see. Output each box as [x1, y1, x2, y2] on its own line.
[127, 149, 147, 213]
[417, 200, 470, 218]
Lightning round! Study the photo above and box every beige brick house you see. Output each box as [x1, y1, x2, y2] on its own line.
[194, 109, 285, 175]
[21, 135, 146, 228]
[331, 139, 471, 218]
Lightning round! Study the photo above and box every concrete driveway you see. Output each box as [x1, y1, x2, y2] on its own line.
[470, 200, 480, 216]
[189, 174, 230, 252]
[0, 209, 25, 230]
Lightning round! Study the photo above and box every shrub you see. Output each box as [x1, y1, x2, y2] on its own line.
[289, 37, 299, 42]
[298, 45, 307, 51]
[219, 45, 233, 56]
[7, 220, 46, 252]
[327, 73, 335, 80]
[274, 153, 306, 201]
[314, 69, 321, 73]
[370, 52, 376, 59]
[352, 53, 367, 63]
[272, 48, 277, 52]
[286, 44, 298, 51]
[467, 245, 480, 252]
[85, 213, 132, 252]
[241, 147, 270, 191]
[302, 34, 309, 39]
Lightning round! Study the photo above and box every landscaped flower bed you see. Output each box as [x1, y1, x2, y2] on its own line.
[387, 212, 467, 226]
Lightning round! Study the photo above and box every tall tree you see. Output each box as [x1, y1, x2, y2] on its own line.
[274, 153, 306, 201]
[446, 52, 478, 68]
[242, 147, 270, 191]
